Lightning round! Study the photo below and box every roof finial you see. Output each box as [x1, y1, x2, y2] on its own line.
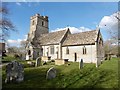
[67, 27, 70, 31]
[66, 25, 70, 30]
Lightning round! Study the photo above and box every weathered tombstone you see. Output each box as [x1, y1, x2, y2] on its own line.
[79, 59, 83, 69]
[35, 57, 41, 67]
[46, 67, 56, 80]
[96, 60, 98, 68]
[5, 61, 24, 83]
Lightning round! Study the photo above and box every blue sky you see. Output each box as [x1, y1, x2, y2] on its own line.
[3, 2, 118, 46]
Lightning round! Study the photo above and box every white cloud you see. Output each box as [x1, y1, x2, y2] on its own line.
[99, 12, 119, 39]
[24, 35, 28, 41]
[51, 26, 91, 34]
[16, 2, 21, 6]
[7, 35, 27, 47]
[7, 39, 22, 47]
[99, 15, 118, 29]
[7, 39, 22, 44]
[7, 40, 18, 44]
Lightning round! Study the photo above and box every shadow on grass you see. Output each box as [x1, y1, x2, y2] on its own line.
[65, 68, 118, 88]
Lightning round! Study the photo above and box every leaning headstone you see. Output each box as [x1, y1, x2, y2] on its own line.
[79, 59, 83, 69]
[46, 67, 56, 80]
[35, 57, 41, 67]
[5, 61, 24, 83]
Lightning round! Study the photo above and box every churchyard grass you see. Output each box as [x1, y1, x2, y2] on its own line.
[2, 58, 119, 88]
[2, 55, 20, 62]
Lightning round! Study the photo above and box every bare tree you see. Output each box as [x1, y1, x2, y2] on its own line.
[20, 40, 27, 49]
[7, 46, 18, 54]
[0, 6, 16, 41]
[105, 11, 120, 57]
[110, 11, 120, 40]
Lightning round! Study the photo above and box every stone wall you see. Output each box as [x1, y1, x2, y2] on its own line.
[42, 44, 60, 60]
[62, 44, 97, 63]
[55, 59, 65, 65]
[41, 56, 51, 61]
[96, 32, 105, 63]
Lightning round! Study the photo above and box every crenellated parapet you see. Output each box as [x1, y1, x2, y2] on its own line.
[30, 13, 48, 21]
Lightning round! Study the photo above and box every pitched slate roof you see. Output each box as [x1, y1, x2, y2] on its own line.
[39, 29, 67, 45]
[62, 30, 99, 46]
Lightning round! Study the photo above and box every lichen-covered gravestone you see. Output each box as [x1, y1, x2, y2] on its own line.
[5, 61, 24, 83]
[79, 59, 83, 69]
[46, 67, 56, 80]
[35, 57, 41, 67]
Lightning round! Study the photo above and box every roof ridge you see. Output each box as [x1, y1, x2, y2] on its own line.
[50, 29, 66, 33]
[71, 30, 97, 35]
[62, 29, 99, 46]
[41, 29, 66, 36]
[59, 29, 69, 43]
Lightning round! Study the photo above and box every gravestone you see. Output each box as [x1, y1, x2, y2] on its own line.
[46, 67, 56, 80]
[35, 57, 41, 67]
[5, 61, 24, 83]
[96, 60, 98, 68]
[79, 59, 83, 69]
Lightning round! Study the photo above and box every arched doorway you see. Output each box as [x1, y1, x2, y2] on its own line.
[74, 53, 77, 62]
[28, 50, 31, 55]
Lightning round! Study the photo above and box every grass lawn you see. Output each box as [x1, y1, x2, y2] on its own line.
[2, 58, 119, 89]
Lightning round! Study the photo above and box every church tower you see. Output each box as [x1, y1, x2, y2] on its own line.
[26, 13, 49, 60]
[28, 13, 49, 41]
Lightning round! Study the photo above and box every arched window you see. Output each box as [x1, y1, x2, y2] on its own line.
[66, 47, 69, 54]
[50, 46, 54, 54]
[56, 47, 58, 54]
[83, 46, 87, 54]
[47, 47, 49, 56]
[42, 21, 44, 26]
[37, 52, 39, 56]
[41, 48, 43, 53]
[32, 20, 35, 25]
[99, 38, 103, 46]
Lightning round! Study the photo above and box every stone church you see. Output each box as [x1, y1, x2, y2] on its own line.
[26, 13, 104, 65]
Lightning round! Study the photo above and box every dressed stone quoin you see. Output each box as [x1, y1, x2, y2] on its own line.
[26, 13, 104, 65]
